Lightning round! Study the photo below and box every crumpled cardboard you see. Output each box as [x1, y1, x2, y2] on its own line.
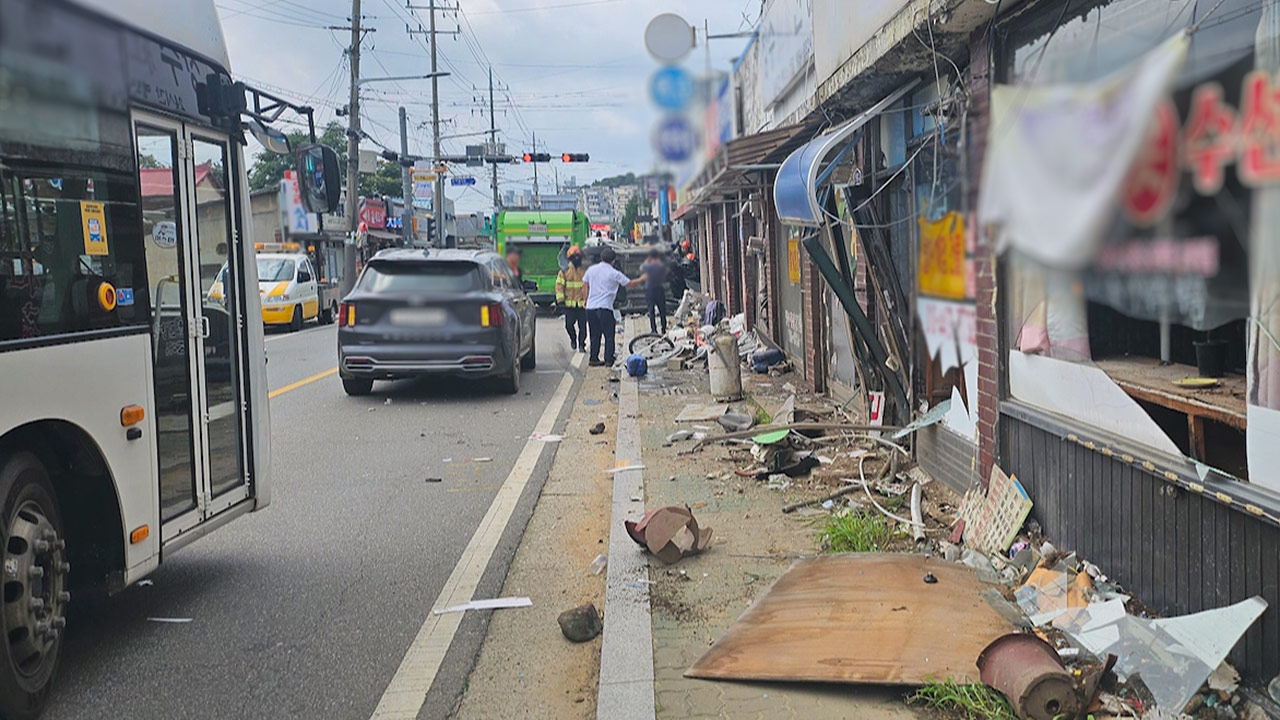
[625, 505, 712, 564]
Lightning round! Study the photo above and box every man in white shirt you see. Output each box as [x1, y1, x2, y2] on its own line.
[581, 248, 645, 367]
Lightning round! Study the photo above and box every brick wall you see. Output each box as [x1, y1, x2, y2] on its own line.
[967, 28, 998, 485]
[800, 238, 827, 394]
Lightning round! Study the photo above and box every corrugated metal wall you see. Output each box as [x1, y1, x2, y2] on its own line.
[1000, 407, 1280, 681]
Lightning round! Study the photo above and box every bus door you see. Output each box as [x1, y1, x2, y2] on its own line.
[134, 114, 250, 541]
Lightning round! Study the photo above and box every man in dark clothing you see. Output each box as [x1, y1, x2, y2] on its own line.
[640, 248, 668, 334]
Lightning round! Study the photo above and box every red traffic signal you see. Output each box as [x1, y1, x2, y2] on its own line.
[522, 152, 551, 163]
[561, 153, 589, 162]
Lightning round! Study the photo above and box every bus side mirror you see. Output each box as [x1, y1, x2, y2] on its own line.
[296, 143, 341, 214]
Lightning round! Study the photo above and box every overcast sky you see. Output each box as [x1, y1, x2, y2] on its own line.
[216, 0, 759, 213]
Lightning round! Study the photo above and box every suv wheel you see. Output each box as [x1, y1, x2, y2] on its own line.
[498, 346, 520, 395]
[289, 305, 303, 332]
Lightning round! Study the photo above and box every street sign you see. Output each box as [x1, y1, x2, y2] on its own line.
[450, 177, 477, 186]
[465, 145, 484, 167]
[645, 13, 694, 63]
[358, 149, 377, 174]
[414, 172, 437, 183]
[650, 65, 694, 111]
[652, 115, 697, 163]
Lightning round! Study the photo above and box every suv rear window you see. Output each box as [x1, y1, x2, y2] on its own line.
[358, 262, 482, 293]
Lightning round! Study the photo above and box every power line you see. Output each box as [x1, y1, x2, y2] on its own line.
[463, 0, 624, 15]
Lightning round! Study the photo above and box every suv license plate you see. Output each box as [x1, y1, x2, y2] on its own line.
[389, 308, 446, 326]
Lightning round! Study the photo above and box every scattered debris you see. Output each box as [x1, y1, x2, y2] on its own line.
[147, 617, 193, 623]
[138, 579, 153, 587]
[665, 429, 693, 443]
[674, 403, 729, 423]
[923, 572, 937, 584]
[889, 398, 951, 440]
[624, 505, 712, 564]
[685, 555, 1013, 686]
[976, 633, 1082, 720]
[558, 603, 602, 642]
[529, 432, 563, 442]
[588, 554, 608, 575]
[424, 477, 443, 483]
[432, 597, 532, 615]
[589, 422, 606, 435]
[606, 464, 644, 474]
[716, 411, 754, 432]
[957, 464, 1032, 555]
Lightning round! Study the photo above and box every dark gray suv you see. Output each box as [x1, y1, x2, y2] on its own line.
[337, 248, 536, 395]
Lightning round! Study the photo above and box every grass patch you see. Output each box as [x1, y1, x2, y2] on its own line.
[908, 679, 1016, 720]
[880, 493, 907, 513]
[817, 511, 893, 553]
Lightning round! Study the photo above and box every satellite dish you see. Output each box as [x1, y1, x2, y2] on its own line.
[645, 13, 694, 63]
[247, 118, 291, 155]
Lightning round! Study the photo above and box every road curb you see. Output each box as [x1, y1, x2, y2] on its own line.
[596, 319, 656, 720]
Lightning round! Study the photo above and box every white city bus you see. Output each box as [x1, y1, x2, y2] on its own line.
[0, 1, 335, 715]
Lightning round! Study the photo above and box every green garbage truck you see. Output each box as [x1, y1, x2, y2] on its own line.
[494, 210, 590, 307]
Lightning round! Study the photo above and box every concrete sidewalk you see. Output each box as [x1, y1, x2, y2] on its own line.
[454, 318, 925, 719]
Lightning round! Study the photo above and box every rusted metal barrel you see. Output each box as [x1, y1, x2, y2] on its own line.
[977, 633, 1083, 720]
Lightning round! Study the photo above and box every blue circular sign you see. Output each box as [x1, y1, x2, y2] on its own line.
[652, 115, 697, 163]
[649, 66, 694, 111]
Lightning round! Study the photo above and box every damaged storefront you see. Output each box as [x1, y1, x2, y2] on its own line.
[984, 0, 1280, 680]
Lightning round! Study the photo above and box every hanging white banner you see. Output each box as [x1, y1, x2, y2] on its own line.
[979, 31, 1189, 269]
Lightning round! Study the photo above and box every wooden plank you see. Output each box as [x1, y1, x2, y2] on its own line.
[684, 554, 1014, 685]
[1230, 511, 1248, 667]
[1245, 516, 1262, 670]
[1217, 503, 1233, 610]
[1188, 414, 1207, 461]
[1140, 470, 1155, 604]
[1262, 524, 1280, 676]
[1093, 356, 1246, 429]
[1188, 493, 1203, 613]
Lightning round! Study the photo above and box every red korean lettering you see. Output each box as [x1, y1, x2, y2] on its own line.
[1239, 70, 1280, 186]
[1182, 82, 1237, 195]
[1122, 99, 1179, 226]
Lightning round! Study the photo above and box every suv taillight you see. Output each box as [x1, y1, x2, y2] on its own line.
[339, 302, 355, 327]
[480, 302, 503, 327]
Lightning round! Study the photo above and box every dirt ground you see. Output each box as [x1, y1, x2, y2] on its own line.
[451, 369, 617, 720]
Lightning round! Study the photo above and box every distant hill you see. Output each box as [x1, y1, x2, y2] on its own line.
[590, 173, 637, 188]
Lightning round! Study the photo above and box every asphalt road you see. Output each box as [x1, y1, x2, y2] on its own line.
[44, 317, 579, 720]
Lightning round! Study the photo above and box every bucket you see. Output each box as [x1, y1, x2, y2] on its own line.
[708, 333, 743, 401]
[1194, 340, 1228, 378]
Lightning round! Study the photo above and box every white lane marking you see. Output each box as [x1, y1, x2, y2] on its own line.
[369, 352, 586, 720]
[264, 324, 334, 343]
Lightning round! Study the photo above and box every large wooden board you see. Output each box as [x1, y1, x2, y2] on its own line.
[685, 554, 1014, 685]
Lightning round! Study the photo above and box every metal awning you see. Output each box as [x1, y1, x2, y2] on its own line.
[774, 82, 917, 227]
[673, 122, 813, 220]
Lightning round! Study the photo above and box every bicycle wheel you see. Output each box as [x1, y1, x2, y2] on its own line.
[629, 333, 675, 357]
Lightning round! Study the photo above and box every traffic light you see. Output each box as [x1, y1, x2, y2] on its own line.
[561, 153, 589, 162]
[521, 152, 551, 163]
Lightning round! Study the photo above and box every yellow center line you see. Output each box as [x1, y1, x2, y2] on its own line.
[268, 367, 338, 399]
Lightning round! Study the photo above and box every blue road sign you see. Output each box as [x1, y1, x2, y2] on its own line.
[652, 115, 697, 163]
[450, 177, 477, 186]
[649, 65, 694, 111]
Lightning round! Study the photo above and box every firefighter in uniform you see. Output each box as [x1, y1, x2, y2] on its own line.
[556, 245, 588, 352]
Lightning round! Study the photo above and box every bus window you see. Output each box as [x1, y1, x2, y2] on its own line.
[0, 168, 148, 344]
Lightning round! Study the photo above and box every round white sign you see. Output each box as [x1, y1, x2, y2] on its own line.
[644, 13, 694, 63]
[152, 221, 177, 249]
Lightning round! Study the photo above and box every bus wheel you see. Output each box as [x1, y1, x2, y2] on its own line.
[0, 452, 68, 720]
[289, 306, 303, 332]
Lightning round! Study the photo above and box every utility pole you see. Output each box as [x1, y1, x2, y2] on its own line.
[531, 131, 540, 210]
[341, 0, 362, 295]
[399, 106, 413, 246]
[429, 0, 446, 247]
[489, 66, 499, 212]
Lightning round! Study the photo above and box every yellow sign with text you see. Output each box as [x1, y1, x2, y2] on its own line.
[918, 211, 965, 299]
[787, 234, 801, 285]
[80, 201, 109, 256]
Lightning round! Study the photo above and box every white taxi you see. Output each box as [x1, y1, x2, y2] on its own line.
[210, 251, 320, 331]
